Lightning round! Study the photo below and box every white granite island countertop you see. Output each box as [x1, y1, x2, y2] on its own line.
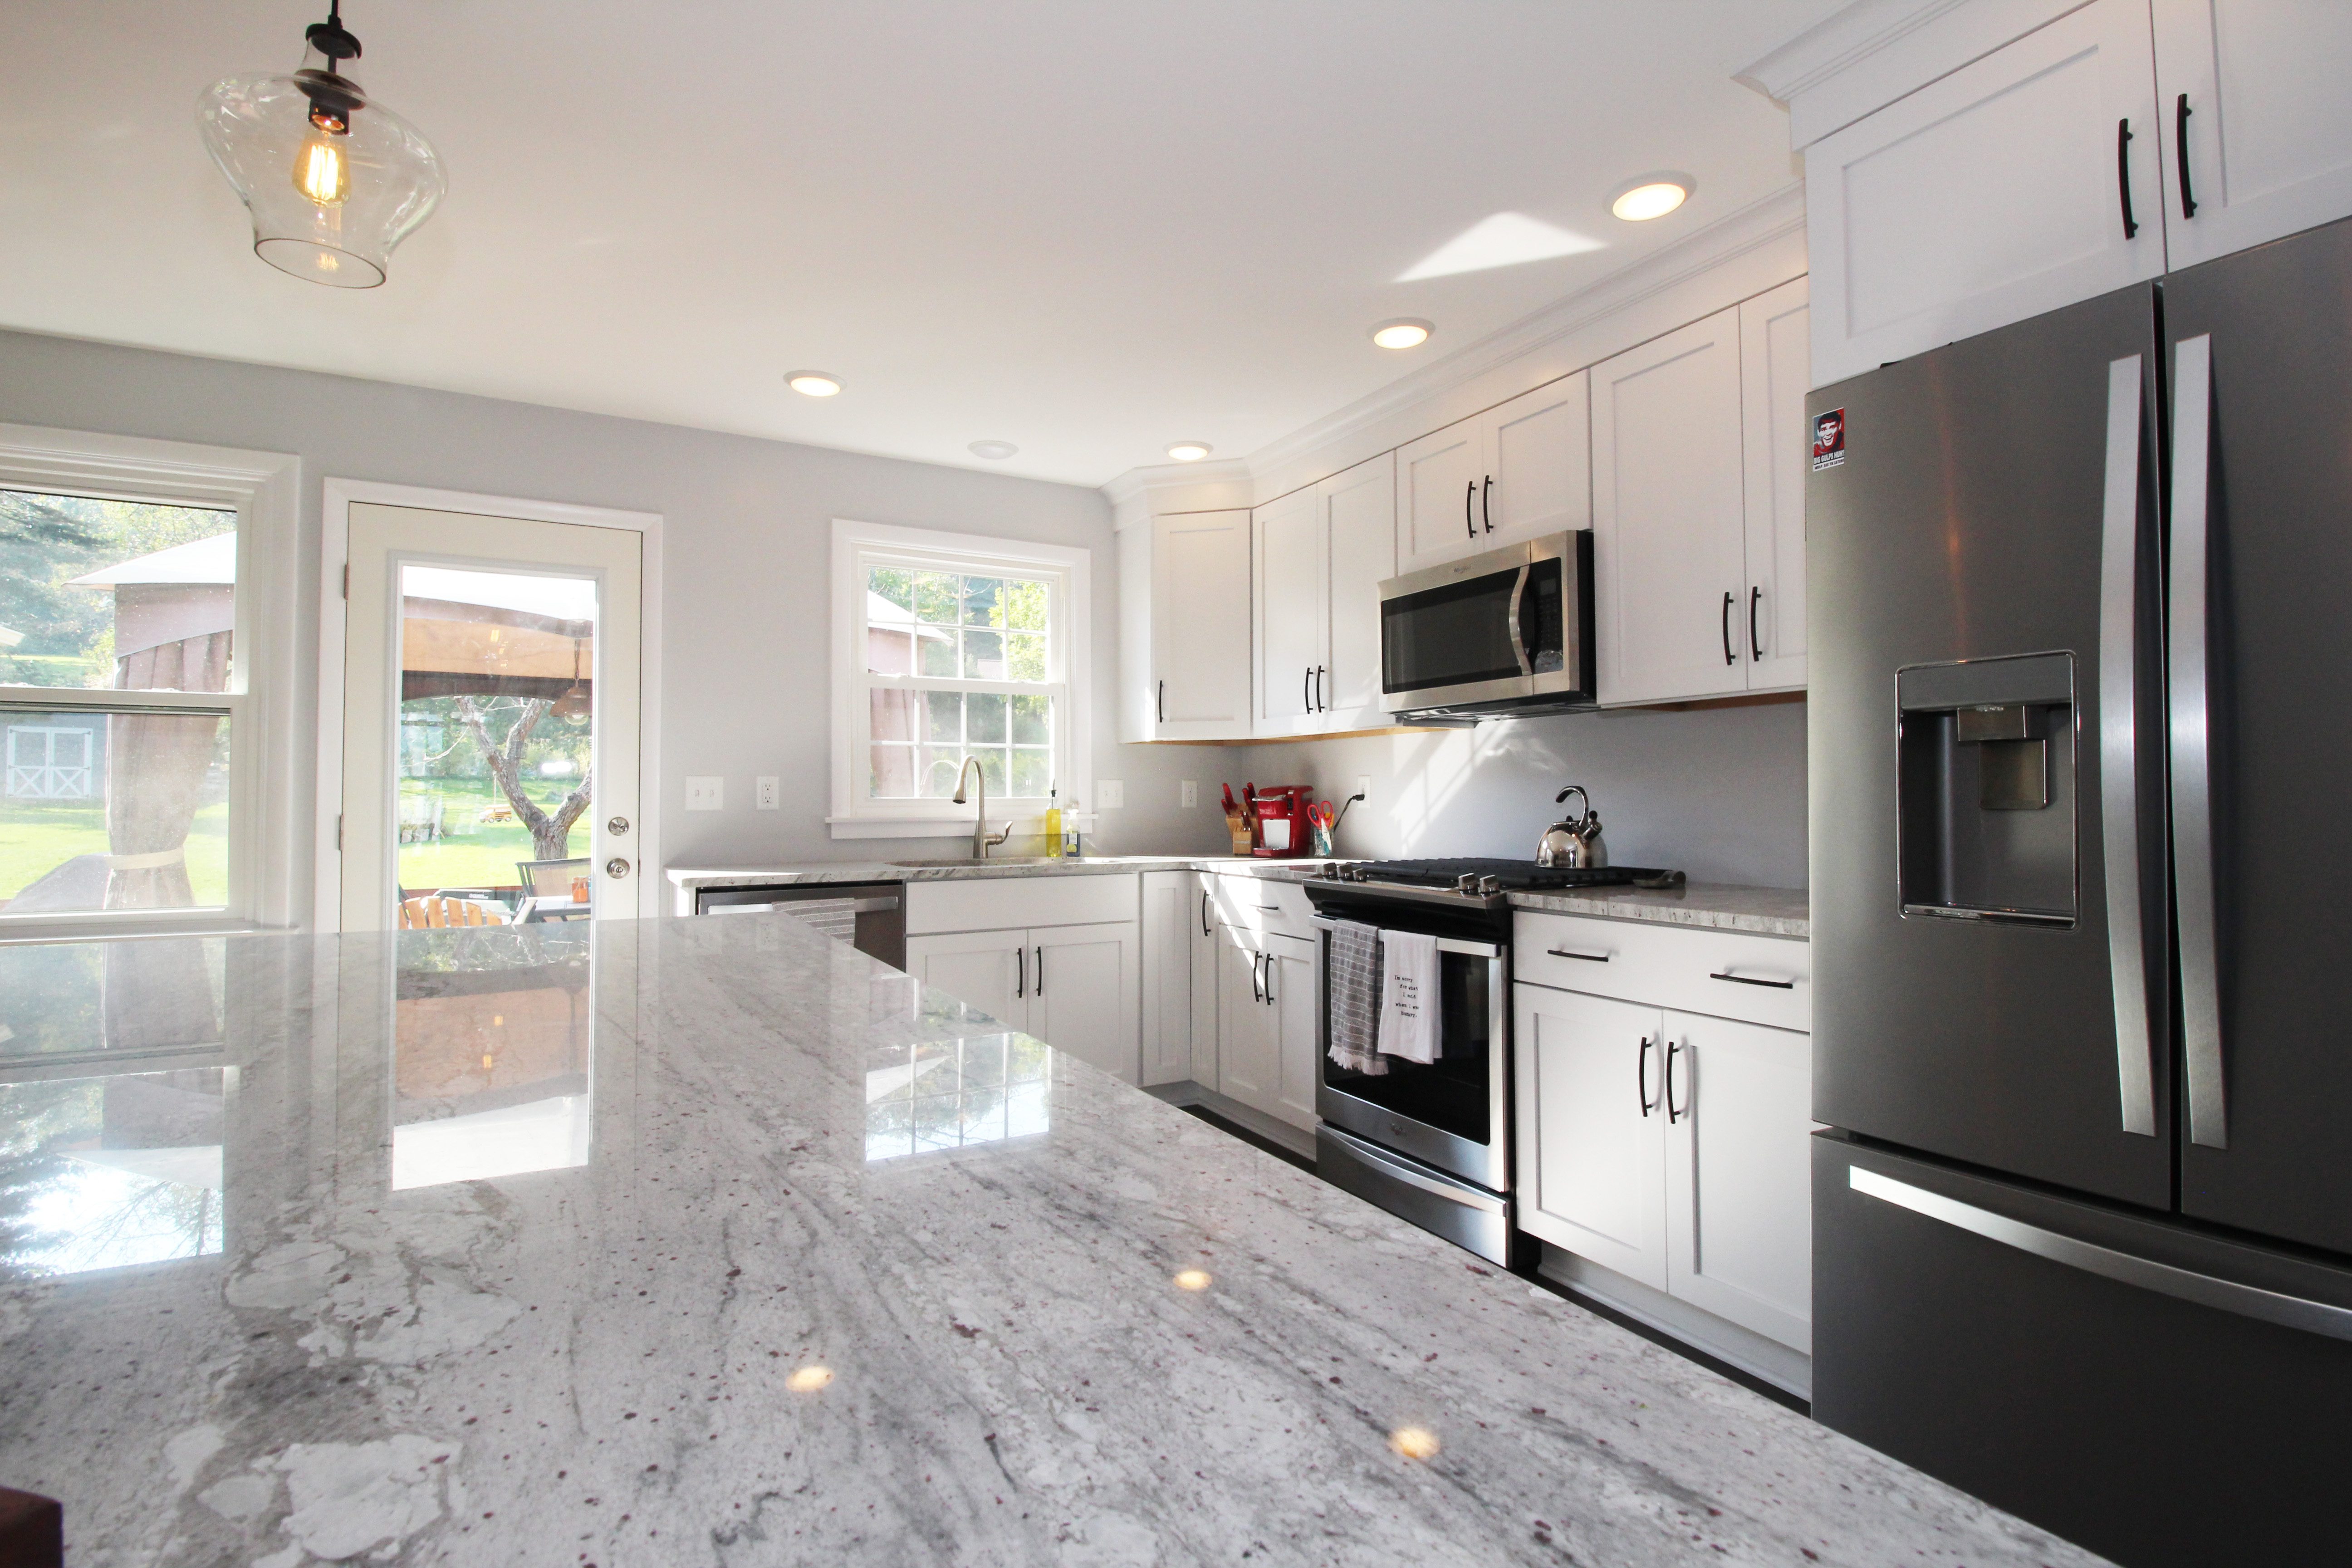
[0, 916, 2077, 1566]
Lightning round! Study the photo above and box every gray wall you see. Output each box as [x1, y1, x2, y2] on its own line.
[0, 328, 1230, 925]
[1239, 698, 1809, 889]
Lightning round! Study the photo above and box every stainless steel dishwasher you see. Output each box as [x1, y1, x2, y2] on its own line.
[694, 882, 906, 970]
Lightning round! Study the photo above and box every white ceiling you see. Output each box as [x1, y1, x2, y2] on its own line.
[0, 1, 1837, 487]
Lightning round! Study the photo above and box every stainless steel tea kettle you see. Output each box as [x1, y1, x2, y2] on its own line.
[1536, 784, 1606, 868]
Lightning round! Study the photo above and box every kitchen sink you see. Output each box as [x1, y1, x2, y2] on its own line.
[887, 857, 1112, 868]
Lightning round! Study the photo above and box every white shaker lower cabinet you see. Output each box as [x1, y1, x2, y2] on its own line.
[1517, 985, 1671, 1287]
[1139, 870, 1196, 1087]
[1514, 913, 1814, 1354]
[1660, 1009, 1814, 1353]
[1214, 922, 1318, 1132]
[1188, 872, 1220, 1088]
[906, 916, 1141, 1084]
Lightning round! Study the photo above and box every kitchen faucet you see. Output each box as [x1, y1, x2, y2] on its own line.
[952, 757, 1013, 860]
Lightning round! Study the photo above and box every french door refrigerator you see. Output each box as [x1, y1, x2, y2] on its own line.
[1809, 214, 2352, 1568]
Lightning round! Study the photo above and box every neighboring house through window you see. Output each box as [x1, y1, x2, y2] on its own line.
[830, 519, 1089, 838]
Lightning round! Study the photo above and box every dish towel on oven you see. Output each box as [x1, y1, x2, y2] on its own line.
[1377, 930, 1440, 1065]
[1325, 919, 1387, 1075]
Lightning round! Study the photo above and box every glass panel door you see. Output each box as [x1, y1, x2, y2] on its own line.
[340, 505, 641, 932]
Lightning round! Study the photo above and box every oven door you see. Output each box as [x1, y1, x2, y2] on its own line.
[1313, 918, 1509, 1191]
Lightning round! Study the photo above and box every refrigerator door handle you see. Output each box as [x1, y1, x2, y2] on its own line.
[2098, 353, 2158, 1138]
[2171, 333, 2227, 1150]
[1849, 1166, 2352, 1343]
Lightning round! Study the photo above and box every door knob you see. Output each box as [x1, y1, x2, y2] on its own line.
[607, 816, 630, 835]
[605, 858, 631, 878]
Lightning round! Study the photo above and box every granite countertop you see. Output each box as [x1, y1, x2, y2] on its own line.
[1508, 882, 1811, 940]
[0, 916, 2084, 1565]
[666, 855, 1324, 892]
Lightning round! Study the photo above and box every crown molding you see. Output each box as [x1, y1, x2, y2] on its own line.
[1738, 0, 2091, 148]
[1100, 456, 1252, 514]
[1238, 181, 1806, 493]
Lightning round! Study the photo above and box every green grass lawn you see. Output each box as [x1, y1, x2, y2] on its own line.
[0, 798, 229, 906]
[395, 776, 594, 895]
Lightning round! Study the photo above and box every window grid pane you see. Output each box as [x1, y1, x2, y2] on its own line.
[867, 689, 1055, 801]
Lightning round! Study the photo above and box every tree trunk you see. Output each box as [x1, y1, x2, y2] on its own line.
[454, 696, 593, 865]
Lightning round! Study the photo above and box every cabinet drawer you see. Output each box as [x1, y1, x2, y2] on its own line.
[906, 873, 1138, 935]
[1210, 873, 1314, 942]
[1515, 911, 1810, 1032]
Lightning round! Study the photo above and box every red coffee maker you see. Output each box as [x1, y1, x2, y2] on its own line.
[1248, 785, 1317, 858]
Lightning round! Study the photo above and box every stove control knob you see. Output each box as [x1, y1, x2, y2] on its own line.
[1478, 875, 1502, 896]
[1455, 873, 1481, 894]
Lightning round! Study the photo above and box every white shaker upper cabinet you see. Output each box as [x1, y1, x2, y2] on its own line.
[1394, 416, 1486, 575]
[2153, 0, 2352, 270]
[1805, 0, 2164, 389]
[1147, 509, 1252, 740]
[1316, 452, 1396, 733]
[1252, 487, 1323, 737]
[1393, 374, 1591, 576]
[1739, 277, 1811, 694]
[1592, 306, 1749, 707]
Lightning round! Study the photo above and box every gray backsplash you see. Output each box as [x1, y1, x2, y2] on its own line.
[1210, 697, 1808, 888]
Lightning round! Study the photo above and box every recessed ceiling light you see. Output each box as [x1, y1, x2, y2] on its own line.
[969, 440, 1018, 460]
[1166, 441, 1212, 462]
[786, 371, 843, 397]
[1610, 176, 1693, 222]
[1371, 318, 1433, 350]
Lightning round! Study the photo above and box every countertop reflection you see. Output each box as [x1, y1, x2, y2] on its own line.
[0, 915, 2096, 1566]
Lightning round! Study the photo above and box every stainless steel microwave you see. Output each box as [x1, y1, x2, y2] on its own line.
[1379, 530, 1594, 720]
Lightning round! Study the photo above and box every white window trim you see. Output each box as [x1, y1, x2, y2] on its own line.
[829, 518, 1091, 840]
[0, 423, 301, 941]
[314, 479, 666, 927]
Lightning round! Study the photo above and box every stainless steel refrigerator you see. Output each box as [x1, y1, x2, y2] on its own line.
[1809, 214, 2352, 1568]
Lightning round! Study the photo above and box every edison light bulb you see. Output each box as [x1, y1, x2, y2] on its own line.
[294, 131, 349, 206]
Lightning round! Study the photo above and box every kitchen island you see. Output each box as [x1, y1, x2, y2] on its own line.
[0, 915, 2092, 1566]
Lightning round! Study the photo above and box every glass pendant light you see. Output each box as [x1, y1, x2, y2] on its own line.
[197, 2, 445, 288]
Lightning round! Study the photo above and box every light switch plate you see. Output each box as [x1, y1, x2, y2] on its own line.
[755, 776, 780, 810]
[1180, 780, 1197, 808]
[685, 776, 724, 811]
[1098, 779, 1123, 809]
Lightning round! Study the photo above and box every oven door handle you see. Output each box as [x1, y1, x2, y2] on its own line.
[1307, 915, 1499, 960]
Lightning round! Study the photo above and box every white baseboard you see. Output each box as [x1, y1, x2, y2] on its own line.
[1539, 1244, 1813, 1401]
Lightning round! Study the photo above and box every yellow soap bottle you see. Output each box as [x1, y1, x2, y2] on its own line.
[1044, 788, 1063, 858]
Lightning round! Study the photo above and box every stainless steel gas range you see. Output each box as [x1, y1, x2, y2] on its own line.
[1302, 858, 1679, 1266]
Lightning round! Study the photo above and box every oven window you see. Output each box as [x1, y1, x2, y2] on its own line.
[1382, 571, 1522, 695]
[1323, 949, 1491, 1143]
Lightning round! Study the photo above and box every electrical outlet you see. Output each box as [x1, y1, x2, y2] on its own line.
[755, 776, 780, 810]
[685, 776, 724, 811]
[1098, 779, 1123, 809]
[1180, 780, 1197, 808]
[1355, 774, 1372, 804]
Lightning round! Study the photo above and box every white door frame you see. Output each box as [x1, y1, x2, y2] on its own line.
[315, 479, 665, 928]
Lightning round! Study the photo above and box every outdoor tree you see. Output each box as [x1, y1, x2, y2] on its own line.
[453, 695, 592, 861]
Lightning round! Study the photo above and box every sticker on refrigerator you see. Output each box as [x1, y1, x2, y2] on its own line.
[1812, 408, 1847, 471]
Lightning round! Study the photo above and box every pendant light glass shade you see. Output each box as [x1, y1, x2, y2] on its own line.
[197, 14, 444, 288]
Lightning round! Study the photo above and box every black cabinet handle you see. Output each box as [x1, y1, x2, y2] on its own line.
[2117, 118, 2139, 240]
[1749, 585, 1763, 661]
[1637, 1035, 1656, 1118]
[1157, 679, 1165, 724]
[1264, 953, 1276, 1006]
[1481, 475, 1494, 533]
[1546, 946, 1610, 962]
[1464, 479, 1476, 541]
[1709, 969, 1796, 990]
[1200, 888, 1211, 935]
[1721, 591, 1736, 665]
[1251, 951, 1264, 1002]
[1303, 665, 1313, 713]
[1316, 665, 1327, 711]
[1034, 945, 1043, 996]
[2176, 93, 2198, 219]
[1664, 1039, 1686, 1123]
[1016, 946, 1025, 998]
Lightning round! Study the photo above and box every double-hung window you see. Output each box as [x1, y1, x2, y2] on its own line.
[830, 520, 1089, 838]
[0, 426, 298, 934]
